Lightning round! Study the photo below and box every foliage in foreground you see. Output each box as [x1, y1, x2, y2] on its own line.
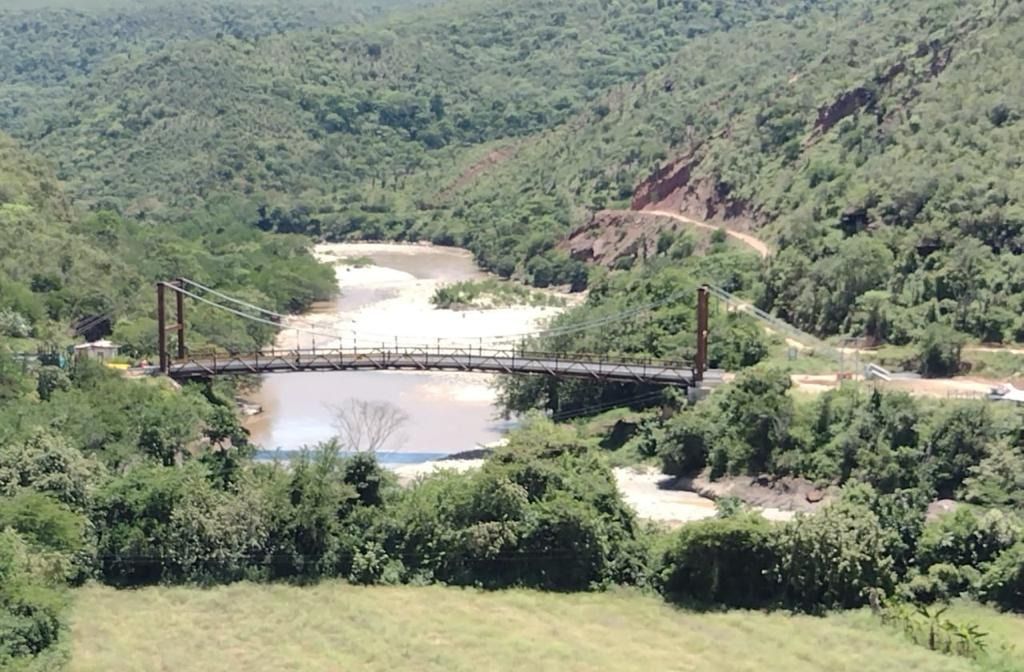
[0, 529, 68, 671]
[2, 351, 1024, 668]
[652, 368, 1024, 504]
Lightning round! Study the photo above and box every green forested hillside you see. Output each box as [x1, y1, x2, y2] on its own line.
[0, 132, 334, 352]
[454, 0, 1024, 344]
[20, 0, 779, 216]
[6, 0, 1023, 345]
[0, 0, 431, 138]
[0, 0, 428, 88]
[0, 134, 133, 343]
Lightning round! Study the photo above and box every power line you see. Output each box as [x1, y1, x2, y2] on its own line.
[179, 278, 285, 319]
[173, 285, 523, 351]
[172, 285, 349, 344]
[74, 311, 116, 336]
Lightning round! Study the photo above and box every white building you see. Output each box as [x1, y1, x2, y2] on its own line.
[73, 339, 120, 362]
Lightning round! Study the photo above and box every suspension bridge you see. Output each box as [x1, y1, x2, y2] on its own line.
[154, 279, 716, 390]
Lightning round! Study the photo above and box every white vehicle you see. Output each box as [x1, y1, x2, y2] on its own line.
[988, 384, 1024, 403]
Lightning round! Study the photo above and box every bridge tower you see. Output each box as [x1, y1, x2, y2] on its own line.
[695, 285, 710, 381]
[156, 279, 187, 374]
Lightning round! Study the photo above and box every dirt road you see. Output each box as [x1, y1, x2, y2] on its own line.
[632, 207, 1022, 395]
[963, 345, 1024, 355]
[643, 208, 771, 258]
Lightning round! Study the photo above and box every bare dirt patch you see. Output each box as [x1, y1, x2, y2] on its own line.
[681, 470, 833, 516]
[559, 208, 766, 269]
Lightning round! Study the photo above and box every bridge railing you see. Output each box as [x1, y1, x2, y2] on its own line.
[168, 344, 694, 372]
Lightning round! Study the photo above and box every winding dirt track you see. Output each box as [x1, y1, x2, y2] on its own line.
[643, 209, 771, 258]
[630, 207, 1021, 394]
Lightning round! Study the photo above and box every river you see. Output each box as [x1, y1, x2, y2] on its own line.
[244, 242, 799, 525]
[246, 243, 569, 465]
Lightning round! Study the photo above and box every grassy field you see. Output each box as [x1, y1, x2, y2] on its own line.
[945, 600, 1024, 666]
[70, 582, 1007, 672]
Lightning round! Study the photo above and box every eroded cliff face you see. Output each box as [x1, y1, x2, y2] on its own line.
[807, 37, 956, 143]
[559, 209, 727, 269]
[560, 210, 658, 266]
[630, 148, 763, 232]
[565, 142, 765, 268]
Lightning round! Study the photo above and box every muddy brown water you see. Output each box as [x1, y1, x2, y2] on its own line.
[247, 246, 517, 462]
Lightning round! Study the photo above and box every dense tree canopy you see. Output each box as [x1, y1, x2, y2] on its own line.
[3, 0, 1021, 343]
[0, 133, 334, 353]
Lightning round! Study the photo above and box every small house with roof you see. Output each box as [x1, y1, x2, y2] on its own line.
[73, 339, 120, 362]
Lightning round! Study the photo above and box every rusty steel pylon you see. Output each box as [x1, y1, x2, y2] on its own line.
[695, 285, 710, 381]
[156, 279, 187, 374]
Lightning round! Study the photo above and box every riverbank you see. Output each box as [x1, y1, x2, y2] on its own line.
[393, 455, 797, 526]
[295, 242, 576, 351]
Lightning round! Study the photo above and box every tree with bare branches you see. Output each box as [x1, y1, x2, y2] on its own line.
[330, 400, 409, 453]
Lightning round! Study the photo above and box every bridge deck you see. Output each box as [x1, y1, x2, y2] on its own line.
[165, 347, 700, 388]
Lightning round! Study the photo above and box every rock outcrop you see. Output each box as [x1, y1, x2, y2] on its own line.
[629, 147, 763, 233]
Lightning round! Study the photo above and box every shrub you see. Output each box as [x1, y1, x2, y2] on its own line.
[516, 494, 614, 591]
[348, 541, 403, 586]
[0, 309, 31, 338]
[916, 508, 1020, 572]
[343, 452, 390, 507]
[979, 542, 1024, 612]
[708, 313, 769, 370]
[0, 429, 99, 509]
[0, 530, 66, 664]
[657, 410, 712, 476]
[263, 443, 360, 581]
[658, 516, 779, 607]
[709, 367, 794, 476]
[0, 491, 86, 557]
[924, 403, 994, 497]
[902, 564, 965, 604]
[163, 475, 275, 585]
[774, 499, 899, 611]
[93, 462, 277, 585]
[384, 420, 649, 590]
[93, 464, 201, 585]
[35, 367, 70, 402]
[963, 439, 1024, 509]
[881, 601, 993, 659]
[914, 324, 967, 378]
[656, 230, 675, 255]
